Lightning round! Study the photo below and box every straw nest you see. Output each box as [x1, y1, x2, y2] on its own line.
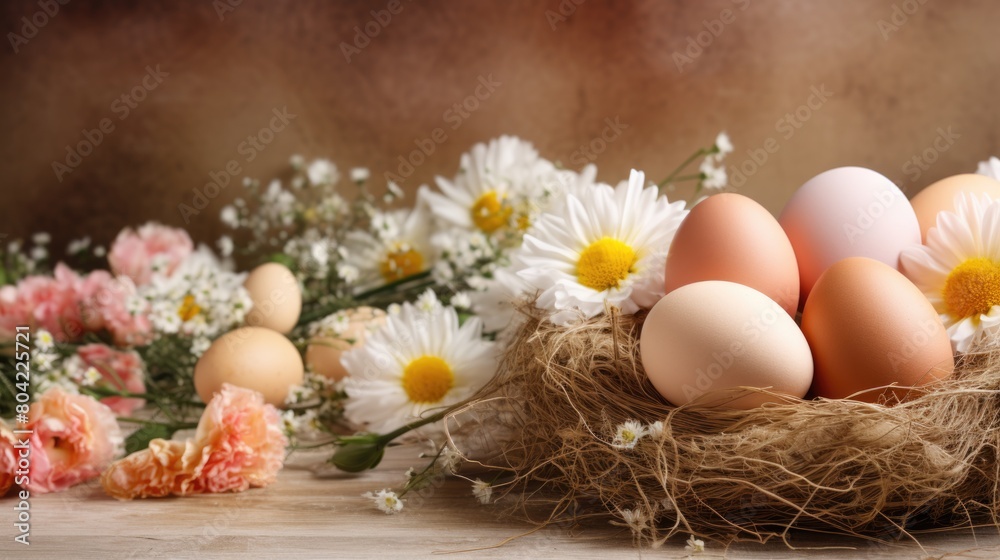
[451, 306, 1000, 547]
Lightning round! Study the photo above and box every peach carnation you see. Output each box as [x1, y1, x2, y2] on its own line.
[101, 384, 287, 500]
[108, 222, 193, 286]
[25, 387, 123, 494]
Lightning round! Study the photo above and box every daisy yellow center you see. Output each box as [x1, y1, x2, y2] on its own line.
[576, 237, 637, 291]
[401, 355, 454, 404]
[470, 190, 512, 233]
[177, 294, 201, 322]
[380, 248, 424, 282]
[943, 257, 1000, 318]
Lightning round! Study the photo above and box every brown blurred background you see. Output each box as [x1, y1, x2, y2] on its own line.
[1, 0, 998, 256]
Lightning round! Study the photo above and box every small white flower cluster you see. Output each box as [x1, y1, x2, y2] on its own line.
[2, 233, 55, 279]
[220, 156, 427, 307]
[29, 330, 97, 395]
[697, 131, 733, 191]
[139, 248, 252, 353]
[611, 419, 666, 450]
[280, 371, 345, 440]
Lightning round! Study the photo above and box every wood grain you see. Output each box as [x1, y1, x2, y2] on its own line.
[1, 444, 998, 559]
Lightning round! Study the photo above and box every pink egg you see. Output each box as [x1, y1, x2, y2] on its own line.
[778, 167, 920, 307]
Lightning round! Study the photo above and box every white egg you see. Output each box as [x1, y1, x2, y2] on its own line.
[640, 281, 813, 409]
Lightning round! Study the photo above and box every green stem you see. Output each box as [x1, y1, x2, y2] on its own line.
[296, 270, 435, 326]
[374, 406, 452, 446]
[658, 148, 708, 188]
[117, 417, 198, 430]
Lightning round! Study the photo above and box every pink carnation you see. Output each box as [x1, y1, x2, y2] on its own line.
[108, 223, 193, 286]
[0, 264, 85, 341]
[0, 264, 150, 345]
[77, 344, 147, 415]
[24, 387, 123, 494]
[102, 384, 287, 500]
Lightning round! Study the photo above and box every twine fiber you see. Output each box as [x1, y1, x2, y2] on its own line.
[453, 306, 1000, 546]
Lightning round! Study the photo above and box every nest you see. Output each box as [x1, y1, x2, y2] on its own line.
[452, 306, 1000, 547]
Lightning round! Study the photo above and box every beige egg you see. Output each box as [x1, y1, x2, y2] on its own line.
[244, 262, 302, 333]
[640, 281, 813, 409]
[194, 326, 304, 407]
[909, 174, 1000, 241]
[305, 307, 387, 380]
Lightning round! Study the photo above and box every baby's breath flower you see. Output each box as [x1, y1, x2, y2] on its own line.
[618, 507, 652, 535]
[714, 131, 733, 156]
[35, 329, 54, 351]
[439, 445, 462, 474]
[364, 489, 404, 514]
[647, 420, 665, 440]
[220, 206, 240, 229]
[699, 157, 728, 190]
[450, 291, 472, 310]
[415, 289, 441, 313]
[612, 420, 649, 450]
[471, 479, 493, 505]
[350, 167, 370, 183]
[81, 367, 102, 387]
[685, 535, 706, 553]
[307, 159, 339, 186]
[336, 263, 360, 284]
[67, 236, 91, 254]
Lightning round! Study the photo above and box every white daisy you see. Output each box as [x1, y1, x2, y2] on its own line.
[901, 192, 1000, 352]
[422, 136, 557, 235]
[611, 419, 649, 450]
[341, 301, 497, 435]
[514, 169, 688, 324]
[346, 200, 434, 285]
[978, 156, 1000, 181]
[364, 489, 404, 514]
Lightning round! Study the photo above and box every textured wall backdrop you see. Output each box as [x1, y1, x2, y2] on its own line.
[1, 0, 998, 255]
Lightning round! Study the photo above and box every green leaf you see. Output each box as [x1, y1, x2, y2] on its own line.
[124, 423, 177, 455]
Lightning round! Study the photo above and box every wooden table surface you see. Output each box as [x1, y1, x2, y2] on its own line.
[4, 444, 1000, 559]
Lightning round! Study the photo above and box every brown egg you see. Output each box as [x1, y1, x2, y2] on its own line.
[244, 262, 302, 334]
[910, 174, 1000, 241]
[305, 307, 387, 380]
[802, 257, 954, 403]
[194, 326, 304, 407]
[665, 193, 799, 315]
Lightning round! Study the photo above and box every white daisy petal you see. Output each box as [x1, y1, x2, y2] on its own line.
[903, 192, 1000, 353]
[510, 169, 688, 325]
[341, 302, 497, 435]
